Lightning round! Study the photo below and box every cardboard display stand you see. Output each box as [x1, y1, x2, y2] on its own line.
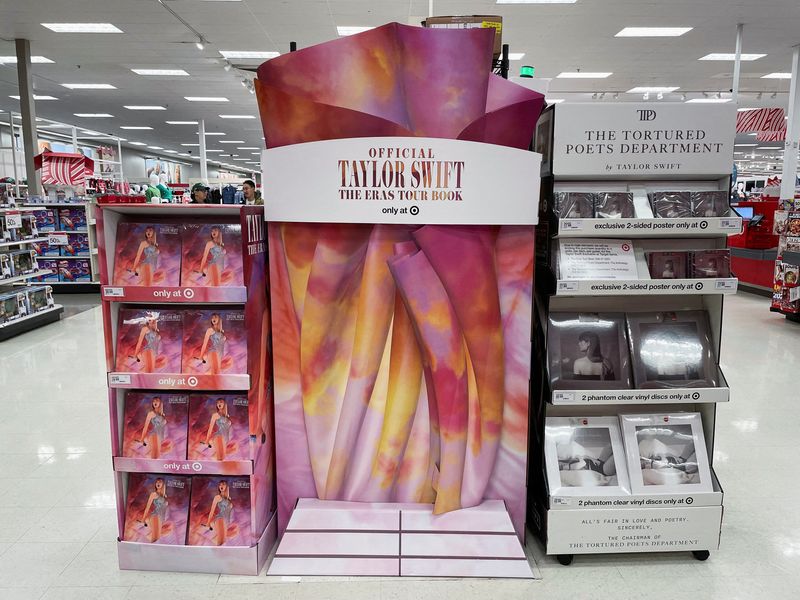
[529, 102, 740, 565]
[256, 23, 544, 578]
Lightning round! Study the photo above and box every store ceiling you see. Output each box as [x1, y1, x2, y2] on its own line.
[0, 0, 798, 173]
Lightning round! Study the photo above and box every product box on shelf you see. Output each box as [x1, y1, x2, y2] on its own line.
[690, 249, 731, 278]
[180, 224, 244, 287]
[24, 285, 54, 314]
[115, 308, 183, 373]
[61, 232, 90, 256]
[188, 476, 252, 546]
[0, 254, 10, 278]
[32, 208, 57, 232]
[123, 473, 191, 545]
[121, 392, 189, 460]
[187, 394, 250, 462]
[646, 251, 688, 280]
[0, 291, 25, 324]
[1, 213, 38, 242]
[35, 258, 60, 282]
[9, 249, 37, 276]
[57, 258, 91, 282]
[57, 206, 87, 231]
[32, 239, 60, 257]
[112, 223, 181, 287]
[181, 309, 247, 375]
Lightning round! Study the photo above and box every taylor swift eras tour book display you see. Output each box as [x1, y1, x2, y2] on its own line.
[97, 201, 275, 574]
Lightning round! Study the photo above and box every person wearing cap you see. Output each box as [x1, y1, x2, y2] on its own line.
[243, 179, 263, 205]
[190, 182, 210, 204]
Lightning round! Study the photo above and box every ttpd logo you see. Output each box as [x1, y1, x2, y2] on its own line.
[638, 109, 656, 121]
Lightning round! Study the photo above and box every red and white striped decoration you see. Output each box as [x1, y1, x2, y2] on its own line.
[756, 128, 786, 142]
[34, 152, 94, 186]
[736, 107, 785, 133]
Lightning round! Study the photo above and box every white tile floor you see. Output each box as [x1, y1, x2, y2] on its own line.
[0, 292, 798, 599]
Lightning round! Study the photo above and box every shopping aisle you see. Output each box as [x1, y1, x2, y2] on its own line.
[0, 292, 797, 600]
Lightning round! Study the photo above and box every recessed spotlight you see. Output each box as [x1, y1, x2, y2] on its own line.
[220, 50, 280, 59]
[62, 83, 116, 89]
[699, 53, 766, 61]
[74, 113, 113, 117]
[627, 86, 679, 93]
[223, 62, 232, 71]
[132, 69, 190, 76]
[615, 27, 692, 37]
[120, 126, 153, 130]
[185, 97, 229, 102]
[124, 105, 166, 110]
[771, 92, 777, 99]
[762, 73, 791, 79]
[9, 95, 58, 100]
[657, 92, 664, 100]
[557, 72, 612, 78]
[41, 23, 122, 33]
[337, 26, 374, 36]
[166, 121, 199, 125]
[0, 56, 53, 64]
[196, 39, 205, 51]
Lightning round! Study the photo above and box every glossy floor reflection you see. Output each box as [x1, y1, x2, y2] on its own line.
[0, 292, 797, 599]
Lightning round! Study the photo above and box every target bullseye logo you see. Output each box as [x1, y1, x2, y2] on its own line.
[410, 206, 420, 216]
[183, 288, 195, 300]
[621, 243, 631, 252]
[192, 462, 202, 472]
[187, 376, 199, 387]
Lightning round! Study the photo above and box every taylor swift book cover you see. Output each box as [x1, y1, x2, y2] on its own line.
[122, 392, 189, 460]
[123, 473, 191, 545]
[112, 222, 181, 287]
[115, 308, 183, 373]
[182, 309, 247, 375]
[180, 224, 244, 287]
[187, 476, 251, 546]
[187, 394, 250, 461]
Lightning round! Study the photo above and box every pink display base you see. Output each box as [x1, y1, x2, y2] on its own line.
[114, 456, 253, 476]
[102, 285, 247, 304]
[108, 372, 250, 391]
[267, 498, 533, 579]
[118, 510, 276, 575]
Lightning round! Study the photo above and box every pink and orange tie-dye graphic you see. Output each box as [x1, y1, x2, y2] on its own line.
[256, 23, 544, 538]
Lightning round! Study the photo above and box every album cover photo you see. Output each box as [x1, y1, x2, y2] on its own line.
[595, 192, 635, 219]
[548, 312, 632, 390]
[647, 251, 688, 280]
[621, 413, 713, 495]
[115, 308, 183, 373]
[554, 192, 594, 219]
[626, 311, 718, 389]
[690, 250, 731, 278]
[691, 191, 730, 217]
[180, 224, 244, 287]
[773, 211, 788, 235]
[187, 394, 250, 461]
[188, 476, 252, 546]
[649, 192, 692, 218]
[545, 416, 630, 496]
[112, 222, 181, 287]
[182, 309, 247, 374]
[122, 392, 189, 460]
[124, 473, 191, 544]
[787, 212, 800, 236]
[784, 264, 799, 286]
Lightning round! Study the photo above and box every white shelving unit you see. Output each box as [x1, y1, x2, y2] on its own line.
[529, 102, 740, 565]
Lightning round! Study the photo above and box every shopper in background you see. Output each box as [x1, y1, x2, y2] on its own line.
[242, 180, 263, 205]
[190, 182, 210, 204]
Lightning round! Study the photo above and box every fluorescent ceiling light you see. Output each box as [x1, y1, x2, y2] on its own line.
[547, 98, 565, 103]
[42, 23, 122, 33]
[737, 107, 759, 111]
[132, 69, 189, 76]
[699, 53, 766, 61]
[238, 147, 259, 150]
[181, 143, 200, 147]
[762, 72, 791, 79]
[496, 1, 578, 3]
[337, 26, 374, 36]
[219, 115, 256, 119]
[686, 98, 731, 103]
[557, 72, 612, 78]
[615, 27, 692, 37]
[147, 146, 163, 150]
[205, 149, 224, 152]
[62, 83, 116, 89]
[219, 140, 245, 144]
[185, 96, 229, 102]
[251, 152, 261, 155]
[129, 142, 147, 146]
[74, 113, 113, 117]
[219, 50, 279, 59]
[0, 56, 53, 64]
[9, 95, 58, 100]
[120, 126, 153, 130]
[179, 153, 192, 157]
[508, 53, 525, 60]
[124, 105, 166, 110]
[163, 150, 179, 154]
[734, 144, 758, 147]
[627, 86, 679, 93]
[203, 132, 226, 136]
[166, 120, 198, 124]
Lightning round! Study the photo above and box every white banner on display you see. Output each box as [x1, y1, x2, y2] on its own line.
[262, 137, 541, 225]
[552, 103, 736, 178]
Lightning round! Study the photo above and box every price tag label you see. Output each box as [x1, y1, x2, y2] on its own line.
[102, 287, 125, 298]
[720, 218, 741, 231]
[715, 279, 737, 291]
[557, 280, 580, 293]
[560, 219, 583, 231]
[109, 373, 131, 385]
[5, 212, 22, 229]
[47, 232, 69, 246]
[553, 391, 575, 404]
